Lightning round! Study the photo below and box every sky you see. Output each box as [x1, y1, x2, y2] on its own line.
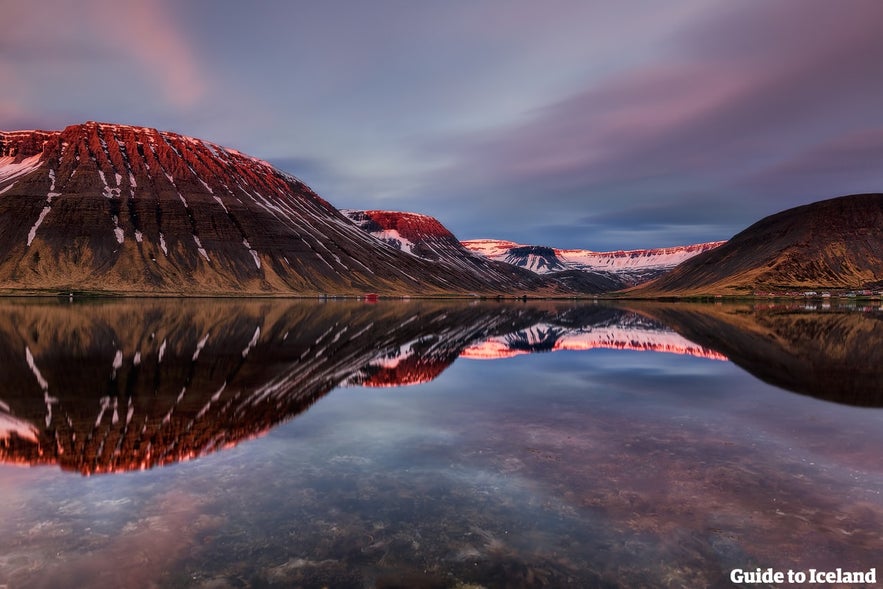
[2, 0, 883, 250]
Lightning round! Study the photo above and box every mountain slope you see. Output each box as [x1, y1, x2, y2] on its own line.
[633, 194, 883, 296]
[0, 122, 562, 296]
[462, 238, 725, 286]
[343, 209, 603, 292]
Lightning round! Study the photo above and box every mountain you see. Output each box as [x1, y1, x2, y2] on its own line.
[462, 238, 725, 286]
[344, 209, 621, 293]
[0, 122, 563, 296]
[633, 194, 883, 296]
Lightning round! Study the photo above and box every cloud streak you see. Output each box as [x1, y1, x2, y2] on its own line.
[408, 1, 883, 248]
[0, 0, 206, 123]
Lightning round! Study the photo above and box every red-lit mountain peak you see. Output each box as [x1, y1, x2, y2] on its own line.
[0, 122, 563, 296]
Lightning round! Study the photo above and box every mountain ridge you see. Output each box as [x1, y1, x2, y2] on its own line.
[0, 122, 565, 296]
[343, 209, 622, 294]
[462, 238, 726, 286]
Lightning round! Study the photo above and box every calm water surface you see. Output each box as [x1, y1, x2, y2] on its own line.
[0, 300, 881, 588]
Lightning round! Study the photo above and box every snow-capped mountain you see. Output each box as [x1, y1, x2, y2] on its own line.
[345, 210, 622, 293]
[0, 122, 562, 296]
[462, 239, 726, 286]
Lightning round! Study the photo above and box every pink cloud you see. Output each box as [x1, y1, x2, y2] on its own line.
[93, 0, 206, 108]
[0, 0, 206, 117]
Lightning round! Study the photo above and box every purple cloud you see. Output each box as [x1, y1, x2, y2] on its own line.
[413, 1, 883, 248]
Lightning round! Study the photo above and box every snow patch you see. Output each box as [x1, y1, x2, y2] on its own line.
[243, 239, 261, 269]
[112, 215, 124, 243]
[27, 206, 52, 246]
[213, 195, 228, 212]
[193, 235, 210, 261]
[0, 153, 42, 183]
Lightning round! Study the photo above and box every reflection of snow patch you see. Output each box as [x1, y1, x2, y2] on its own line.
[25, 346, 49, 390]
[242, 326, 261, 358]
[111, 349, 123, 378]
[192, 333, 210, 361]
[0, 412, 39, 443]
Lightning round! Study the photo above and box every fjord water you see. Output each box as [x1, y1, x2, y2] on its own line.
[0, 300, 881, 588]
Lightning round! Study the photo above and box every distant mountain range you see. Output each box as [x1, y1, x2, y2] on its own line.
[461, 238, 725, 286]
[2, 122, 881, 296]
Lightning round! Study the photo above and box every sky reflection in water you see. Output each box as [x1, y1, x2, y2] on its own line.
[0, 301, 881, 588]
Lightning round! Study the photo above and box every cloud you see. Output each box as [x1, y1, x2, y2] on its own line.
[747, 128, 883, 193]
[413, 1, 883, 248]
[97, 0, 206, 108]
[0, 0, 206, 124]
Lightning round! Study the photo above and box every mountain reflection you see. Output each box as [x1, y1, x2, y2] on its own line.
[631, 302, 883, 407]
[0, 299, 880, 475]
